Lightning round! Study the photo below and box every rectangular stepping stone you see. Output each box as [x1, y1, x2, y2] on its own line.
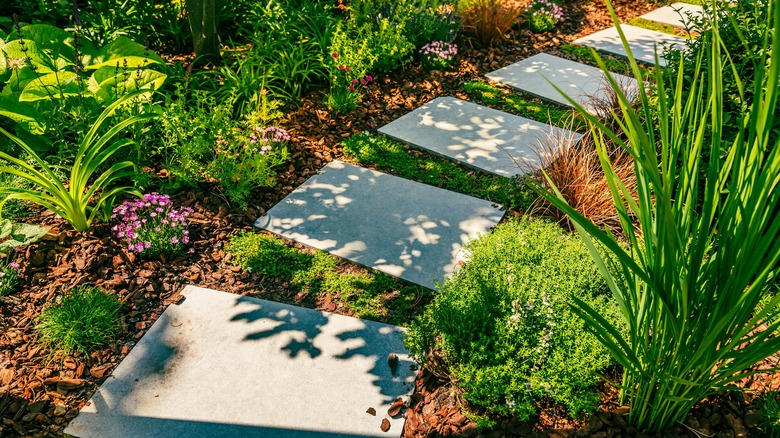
[378, 96, 582, 177]
[572, 24, 689, 67]
[66, 285, 416, 438]
[255, 160, 504, 290]
[485, 53, 639, 115]
[640, 3, 703, 28]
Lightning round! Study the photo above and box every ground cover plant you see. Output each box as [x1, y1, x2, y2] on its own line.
[341, 132, 534, 211]
[405, 218, 624, 423]
[530, 0, 780, 430]
[111, 192, 194, 257]
[227, 232, 431, 324]
[36, 285, 123, 355]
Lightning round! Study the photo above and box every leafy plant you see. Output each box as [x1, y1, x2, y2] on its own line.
[528, 0, 780, 430]
[0, 257, 21, 297]
[461, 0, 520, 46]
[349, 0, 461, 48]
[419, 41, 458, 70]
[0, 91, 154, 232]
[112, 193, 194, 257]
[525, 0, 563, 33]
[0, 218, 48, 253]
[405, 218, 623, 421]
[36, 285, 123, 355]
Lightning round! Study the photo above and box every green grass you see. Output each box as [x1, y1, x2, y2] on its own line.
[36, 286, 123, 355]
[227, 232, 432, 324]
[342, 132, 535, 211]
[761, 391, 780, 437]
[628, 17, 688, 36]
[461, 80, 582, 129]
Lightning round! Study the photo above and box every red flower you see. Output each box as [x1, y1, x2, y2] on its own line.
[331, 53, 339, 59]
[348, 85, 355, 91]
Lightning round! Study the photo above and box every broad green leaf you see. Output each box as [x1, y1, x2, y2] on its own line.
[0, 94, 45, 134]
[83, 37, 164, 70]
[0, 219, 49, 253]
[93, 69, 166, 103]
[1, 40, 54, 73]
[8, 25, 75, 63]
[19, 71, 82, 102]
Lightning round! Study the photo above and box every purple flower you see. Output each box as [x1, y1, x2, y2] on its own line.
[10, 262, 19, 269]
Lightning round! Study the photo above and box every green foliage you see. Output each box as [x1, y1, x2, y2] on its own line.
[349, 0, 461, 48]
[153, 84, 288, 207]
[370, 18, 415, 73]
[528, 0, 780, 430]
[0, 23, 165, 159]
[0, 91, 152, 232]
[326, 23, 378, 112]
[0, 218, 48, 253]
[405, 219, 622, 420]
[627, 17, 683, 36]
[36, 285, 123, 355]
[761, 391, 780, 437]
[227, 232, 431, 324]
[559, 44, 637, 76]
[462, 80, 583, 129]
[665, 0, 778, 143]
[342, 133, 534, 211]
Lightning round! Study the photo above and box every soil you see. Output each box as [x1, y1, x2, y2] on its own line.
[1, 0, 774, 437]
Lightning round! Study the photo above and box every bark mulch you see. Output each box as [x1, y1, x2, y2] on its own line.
[2, 1, 773, 437]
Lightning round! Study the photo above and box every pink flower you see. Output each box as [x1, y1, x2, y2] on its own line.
[360, 78, 367, 85]
[365, 75, 373, 82]
[331, 53, 338, 59]
[351, 78, 358, 83]
[344, 66, 351, 72]
[348, 85, 355, 91]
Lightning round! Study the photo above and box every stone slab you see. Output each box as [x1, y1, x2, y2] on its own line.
[255, 160, 504, 290]
[65, 285, 417, 438]
[378, 97, 582, 177]
[485, 53, 639, 115]
[572, 24, 689, 67]
[640, 3, 703, 28]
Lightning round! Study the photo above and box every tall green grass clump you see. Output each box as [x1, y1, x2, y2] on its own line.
[405, 219, 623, 423]
[529, 0, 780, 430]
[36, 285, 123, 355]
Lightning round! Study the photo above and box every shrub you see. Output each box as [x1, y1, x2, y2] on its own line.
[461, 0, 521, 46]
[112, 193, 194, 258]
[370, 18, 416, 73]
[419, 41, 458, 70]
[326, 26, 378, 112]
[0, 258, 21, 296]
[525, 0, 564, 33]
[349, 0, 461, 48]
[529, 0, 780, 430]
[36, 285, 123, 355]
[405, 218, 623, 421]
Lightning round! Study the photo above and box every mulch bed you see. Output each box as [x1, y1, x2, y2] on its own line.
[1, 1, 774, 436]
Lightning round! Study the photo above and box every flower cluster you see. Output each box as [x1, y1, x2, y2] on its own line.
[112, 193, 194, 258]
[247, 126, 290, 155]
[526, 0, 564, 33]
[419, 41, 458, 70]
[0, 259, 21, 297]
[327, 52, 375, 112]
[507, 292, 556, 371]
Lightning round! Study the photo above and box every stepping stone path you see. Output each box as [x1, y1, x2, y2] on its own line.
[66, 286, 416, 438]
[640, 2, 704, 28]
[255, 160, 504, 290]
[572, 24, 689, 67]
[67, 5, 702, 436]
[485, 53, 639, 115]
[378, 96, 582, 177]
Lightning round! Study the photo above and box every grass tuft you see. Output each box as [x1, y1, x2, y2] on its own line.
[36, 286, 123, 355]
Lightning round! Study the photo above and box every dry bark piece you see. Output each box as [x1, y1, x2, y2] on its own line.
[388, 397, 404, 417]
[366, 407, 377, 416]
[387, 353, 399, 375]
[380, 418, 391, 432]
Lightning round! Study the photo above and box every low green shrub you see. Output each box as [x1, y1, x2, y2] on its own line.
[349, 0, 461, 48]
[405, 218, 623, 422]
[36, 285, 123, 355]
[0, 258, 21, 296]
[341, 133, 534, 211]
[227, 232, 431, 324]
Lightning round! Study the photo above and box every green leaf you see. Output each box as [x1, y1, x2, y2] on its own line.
[0, 218, 49, 253]
[1, 40, 56, 74]
[93, 68, 166, 104]
[0, 94, 45, 134]
[83, 37, 164, 70]
[8, 25, 75, 63]
[19, 71, 81, 102]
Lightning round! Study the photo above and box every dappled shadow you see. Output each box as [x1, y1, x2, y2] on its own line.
[485, 53, 639, 116]
[65, 286, 416, 437]
[255, 160, 504, 290]
[572, 24, 689, 67]
[378, 97, 580, 177]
